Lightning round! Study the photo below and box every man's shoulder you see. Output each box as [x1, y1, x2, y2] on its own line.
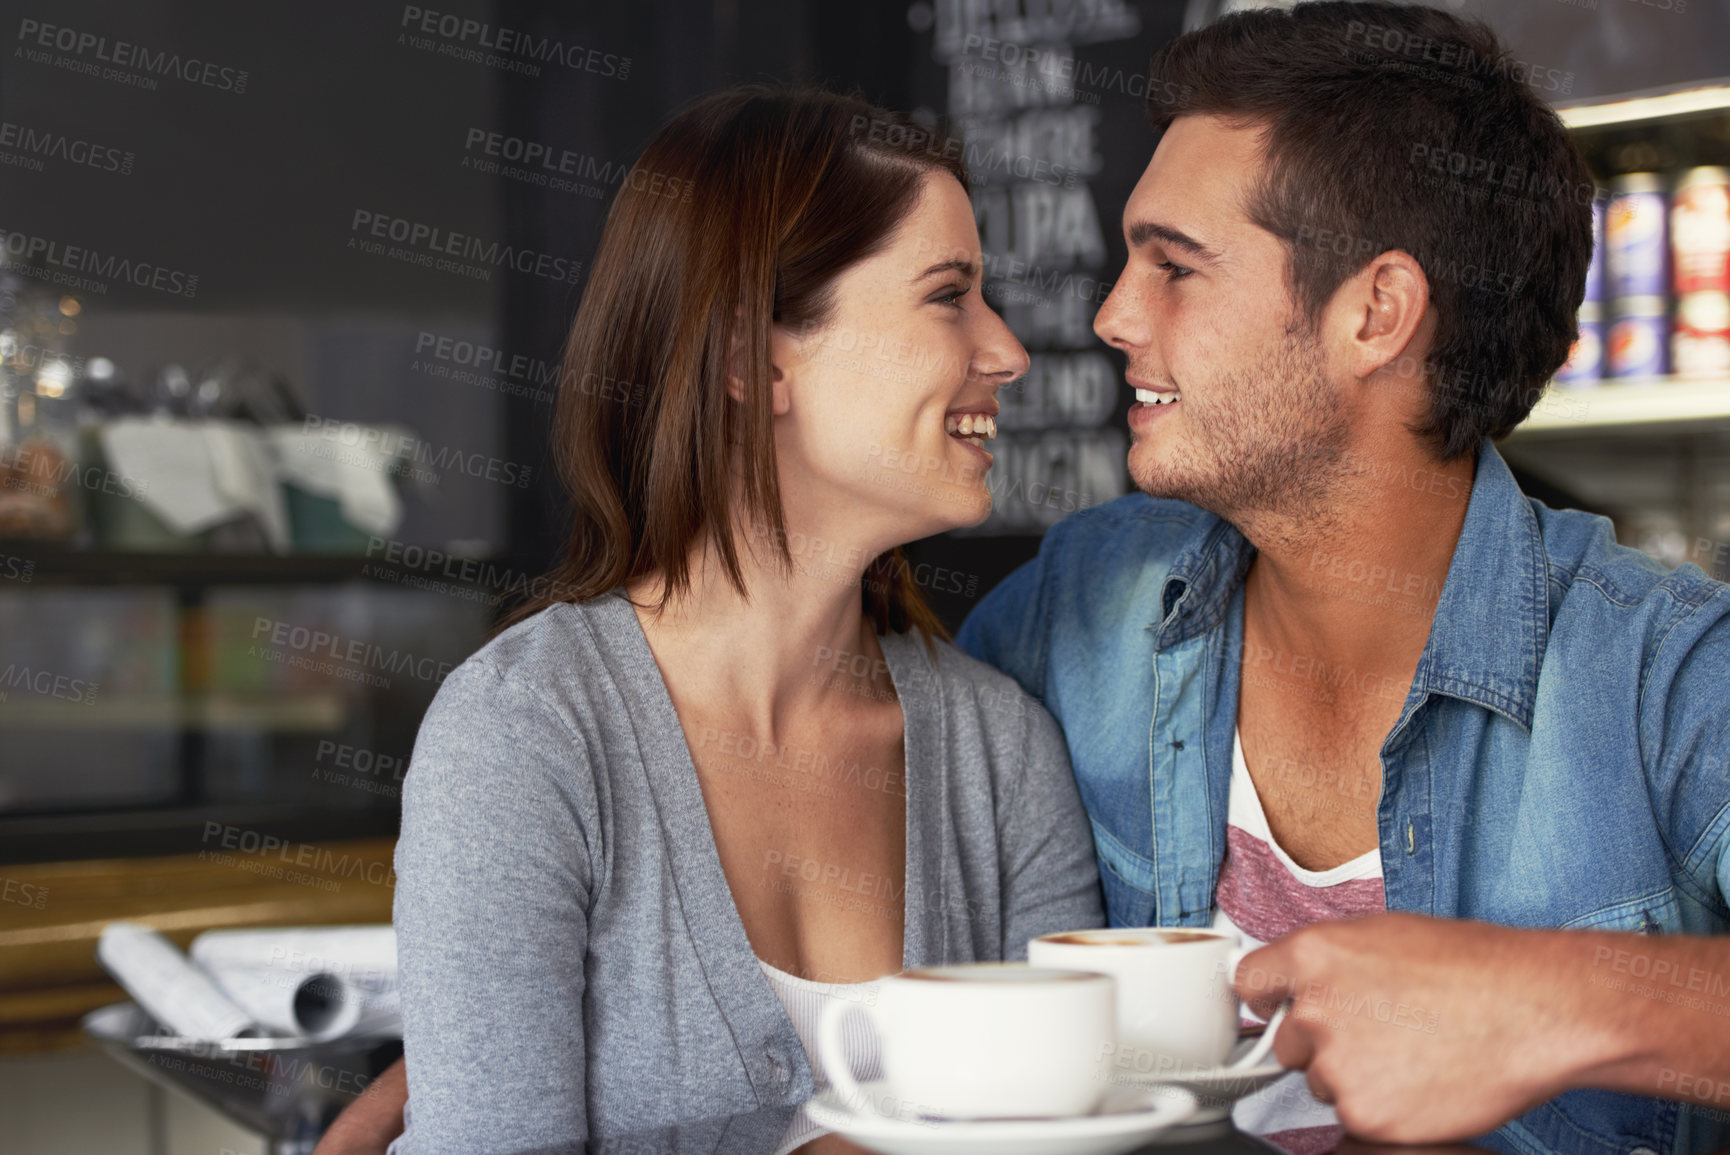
[1035, 493, 1222, 613]
[956, 494, 1214, 695]
[956, 494, 1224, 690]
[1530, 502, 1730, 713]
[1042, 492, 1219, 555]
[1532, 499, 1730, 628]
[1014, 493, 1211, 597]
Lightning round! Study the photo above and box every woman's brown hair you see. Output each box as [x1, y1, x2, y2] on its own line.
[500, 86, 971, 639]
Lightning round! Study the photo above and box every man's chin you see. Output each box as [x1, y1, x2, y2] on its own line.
[1128, 444, 1204, 505]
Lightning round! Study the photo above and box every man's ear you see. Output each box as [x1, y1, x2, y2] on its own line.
[724, 321, 795, 416]
[1335, 250, 1432, 383]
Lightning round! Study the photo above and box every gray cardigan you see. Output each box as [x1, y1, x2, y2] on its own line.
[390, 591, 1105, 1153]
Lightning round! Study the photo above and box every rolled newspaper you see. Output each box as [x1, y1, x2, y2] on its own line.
[189, 926, 396, 986]
[190, 926, 399, 1040]
[97, 922, 257, 1042]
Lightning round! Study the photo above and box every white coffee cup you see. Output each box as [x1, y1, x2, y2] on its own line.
[816, 962, 1115, 1119]
[1027, 928, 1286, 1079]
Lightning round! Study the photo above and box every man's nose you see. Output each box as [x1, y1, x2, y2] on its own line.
[1094, 275, 1139, 354]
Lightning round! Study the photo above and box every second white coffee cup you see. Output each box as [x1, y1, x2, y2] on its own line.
[1027, 928, 1285, 1078]
[816, 962, 1115, 1119]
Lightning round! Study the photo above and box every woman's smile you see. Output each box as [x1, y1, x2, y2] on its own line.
[944, 408, 998, 467]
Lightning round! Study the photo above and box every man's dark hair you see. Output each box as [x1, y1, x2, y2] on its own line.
[1148, 1, 1595, 459]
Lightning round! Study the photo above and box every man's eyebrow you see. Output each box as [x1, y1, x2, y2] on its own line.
[1126, 220, 1220, 265]
[913, 258, 977, 282]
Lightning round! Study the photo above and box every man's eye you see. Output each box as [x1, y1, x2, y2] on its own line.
[1157, 261, 1193, 282]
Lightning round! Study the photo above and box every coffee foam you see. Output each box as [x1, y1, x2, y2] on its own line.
[1039, 929, 1223, 947]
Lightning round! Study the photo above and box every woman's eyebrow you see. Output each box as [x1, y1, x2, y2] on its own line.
[912, 258, 978, 282]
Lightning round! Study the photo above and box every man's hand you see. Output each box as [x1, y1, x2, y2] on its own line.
[313, 1055, 408, 1155]
[1233, 913, 1730, 1144]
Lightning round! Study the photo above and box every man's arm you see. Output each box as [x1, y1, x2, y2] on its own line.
[1237, 913, 1730, 1143]
[313, 1056, 407, 1155]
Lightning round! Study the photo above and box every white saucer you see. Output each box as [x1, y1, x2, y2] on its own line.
[1105, 1037, 1287, 1124]
[805, 1080, 1197, 1155]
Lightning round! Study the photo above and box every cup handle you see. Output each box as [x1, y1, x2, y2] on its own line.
[817, 998, 876, 1109]
[1225, 946, 1288, 1072]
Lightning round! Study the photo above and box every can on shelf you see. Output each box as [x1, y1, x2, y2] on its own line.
[1583, 193, 1606, 306]
[1557, 300, 1603, 386]
[1608, 173, 1669, 302]
[1608, 295, 1668, 378]
[1671, 166, 1730, 296]
[1673, 289, 1730, 378]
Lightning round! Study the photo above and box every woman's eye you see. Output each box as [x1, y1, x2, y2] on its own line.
[1157, 261, 1192, 282]
[933, 283, 970, 308]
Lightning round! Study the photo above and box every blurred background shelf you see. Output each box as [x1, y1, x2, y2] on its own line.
[0, 548, 377, 587]
[1516, 377, 1730, 436]
[1558, 82, 1730, 131]
[0, 695, 347, 732]
[0, 545, 518, 591]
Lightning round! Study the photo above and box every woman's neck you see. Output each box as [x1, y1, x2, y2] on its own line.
[625, 526, 896, 737]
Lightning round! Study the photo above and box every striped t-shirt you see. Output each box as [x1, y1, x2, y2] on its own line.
[1212, 728, 1385, 1155]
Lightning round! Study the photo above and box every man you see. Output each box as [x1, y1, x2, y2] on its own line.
[956, 4, 1730, 1154]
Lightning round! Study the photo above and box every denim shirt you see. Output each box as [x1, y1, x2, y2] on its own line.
[956, 440, 1730, 1155]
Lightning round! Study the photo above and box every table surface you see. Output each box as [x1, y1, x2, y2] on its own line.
[526, 1106, 1498, 1155]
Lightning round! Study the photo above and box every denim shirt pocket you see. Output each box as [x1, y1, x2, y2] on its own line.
[1092, 819, 1160, 927]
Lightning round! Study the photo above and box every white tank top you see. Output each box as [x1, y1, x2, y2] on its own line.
[757, 957, 884, 1155]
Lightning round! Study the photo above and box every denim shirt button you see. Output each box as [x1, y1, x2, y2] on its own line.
[1629, 1146, 1659, 1155]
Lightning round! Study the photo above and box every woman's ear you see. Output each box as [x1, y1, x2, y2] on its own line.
[725, 321, 795, 416]
[730, 323, 802, 416]
[767, 325, 796, 416]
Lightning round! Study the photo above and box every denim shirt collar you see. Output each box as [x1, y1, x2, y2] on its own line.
[1154, 439, 1549, 731]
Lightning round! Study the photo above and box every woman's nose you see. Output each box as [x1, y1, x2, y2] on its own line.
[974, 307, 1030, 386]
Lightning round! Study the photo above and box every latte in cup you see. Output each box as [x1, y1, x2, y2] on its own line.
[816, 962, 1115, 1119]
[1041, 930, 1219, 946]
[1028, 928, 1285, 1078]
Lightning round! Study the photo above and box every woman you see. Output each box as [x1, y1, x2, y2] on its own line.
[335, 86, 1105, 1155]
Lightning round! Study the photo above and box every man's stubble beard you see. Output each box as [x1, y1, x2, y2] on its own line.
[1128, 321, 1350, 529]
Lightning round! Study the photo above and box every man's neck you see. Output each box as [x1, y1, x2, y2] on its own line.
[1233, 444, 1476, 679]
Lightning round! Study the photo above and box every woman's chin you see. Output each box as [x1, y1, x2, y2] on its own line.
[914, 483, 993, 535]
[853, 489, 990, 547]
[846, 456, 993, 538]
[956, 487, 993, 527]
